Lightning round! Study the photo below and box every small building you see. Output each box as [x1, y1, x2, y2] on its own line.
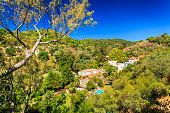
[117, 63, 126, 72]
[108, 56, 141, 73]
[128, 57, 139, 64]
[78, 69, 99, 76]
[78, 69, 105, 88]
[79, 78, 89, 88]
[108, 60, 117, 65]
[98, 69, 105, 73]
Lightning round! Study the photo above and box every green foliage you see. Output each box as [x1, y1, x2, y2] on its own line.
[124, 41, 162, 57]
[92, 77, 104, 87]
[109, 48, 128, 62]
[38, 51, 49, 61]
[146, 33, 170, 47]
[0, 48, 5, 67]
[122, 63, 134, 72]
[86, 80, 97, 91]
[53, 45, 75, 70]
[60, 65, 74, 85]
[80, 38, 135, 50]
[70, 90, 87, 112]
[31, 91, 44, 99]
[5, 47, 16, 56]
[132, 50, 170, 79]
[96, 78, 104, 87]
[1, 18, 170, 113]
[67, 77, 80, 93]
[103, 62, 118, 80]
[43, 71, 63, 90]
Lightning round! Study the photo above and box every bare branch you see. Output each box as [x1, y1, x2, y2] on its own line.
[16, 9, 29, 38]
[42, 21, 52, 37]
[1, 34, 42, 78]
[33, 25, 41, 37]
[0, 22, 27, 48]
[40, 30, 72, 44]
[23, 33, 37, 40]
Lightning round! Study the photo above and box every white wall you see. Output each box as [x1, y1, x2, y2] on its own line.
[108, 61, 117, 65]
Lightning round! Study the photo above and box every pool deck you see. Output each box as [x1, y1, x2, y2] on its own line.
[94, 89, 104, 94]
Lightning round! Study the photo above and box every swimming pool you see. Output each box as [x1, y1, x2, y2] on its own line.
[94, 89, 104, 94]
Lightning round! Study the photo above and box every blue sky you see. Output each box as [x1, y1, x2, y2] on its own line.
[70, 0, 170, 41]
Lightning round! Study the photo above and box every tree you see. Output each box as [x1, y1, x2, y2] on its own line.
[60, 65, 74, 85]
[5, 47, 16, 56]
[38, 51, 49, 61]
[3, 56, 46, 113]
[0, 0, 96, 77]
[86, 80, 97, 91]
[109, 48, 128, 63]
[122, 63, 133, 72]
[43, 71, 63, 90]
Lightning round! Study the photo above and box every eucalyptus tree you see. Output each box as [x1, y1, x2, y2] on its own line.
[0, 0, 96, 77]
[14, 56, 46, 113]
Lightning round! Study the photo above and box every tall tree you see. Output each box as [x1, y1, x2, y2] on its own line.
[109, 48, 128, 63]
[0, 0, 96, 77]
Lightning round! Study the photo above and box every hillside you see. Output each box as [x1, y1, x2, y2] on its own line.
[0, 28, 170, 113]
[80, 38, 135, 49]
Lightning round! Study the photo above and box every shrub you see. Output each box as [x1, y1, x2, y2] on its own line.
[5, 47, 16, 56]
[97, 78, 104, 87]
[86, 80, 97, 91]
[38, 51, 49, 61]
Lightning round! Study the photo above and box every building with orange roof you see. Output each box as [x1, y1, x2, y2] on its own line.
[108, 56, 142, 72]
[78, 69, 105, 88]
[138, 55, 145, 59]
[128, 57, 139, 64]
[78, 69, 99, 76]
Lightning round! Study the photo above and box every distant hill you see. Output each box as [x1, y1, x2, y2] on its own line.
[79, 38, 136, 49]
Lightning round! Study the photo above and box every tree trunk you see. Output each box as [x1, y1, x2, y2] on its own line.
[1, 39, 41, 77]
[9, 75, 15, 113]
[23, 91, 31, 113]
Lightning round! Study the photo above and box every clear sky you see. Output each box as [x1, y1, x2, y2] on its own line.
[70, 0, 170, 41]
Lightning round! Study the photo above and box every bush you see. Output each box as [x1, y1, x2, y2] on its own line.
[43, 71, 63, 90]
[97, 78, 104, 87]
[5, 47, 16, 56]
[38, 51, 49, 61]
[92, 77, 104, 87]
[86, 80, 97, 91]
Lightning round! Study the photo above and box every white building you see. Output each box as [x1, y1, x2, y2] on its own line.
[128, 57, 139, 64]
[98, 69, 106, 73]
[78, 69, 105, 76]
[108, 57, 140, 72]
[108, 60, 117, 66]
[78, 69, 99, 76]
[117, 63, 126, 72]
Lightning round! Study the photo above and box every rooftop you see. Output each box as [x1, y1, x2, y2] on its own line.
[98, 69, 105, 71]
[138, 55, 145, 59]
[129, 57, 137, 60]
[79, 69, 98, 72]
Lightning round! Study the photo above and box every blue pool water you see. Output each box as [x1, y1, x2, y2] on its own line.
[94, 90, 104, 94]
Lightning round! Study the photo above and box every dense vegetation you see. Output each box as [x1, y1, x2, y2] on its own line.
[0, 26, 170, 113]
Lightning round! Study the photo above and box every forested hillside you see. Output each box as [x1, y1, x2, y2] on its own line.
[80, 38, 135, 49]
[1, 25, 170, 112]
[0, 0, 169, 113]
